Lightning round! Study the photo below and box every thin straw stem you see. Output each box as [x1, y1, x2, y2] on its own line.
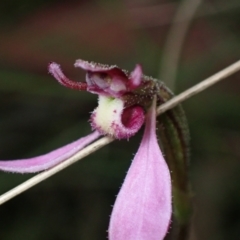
[0, 137, 113, 205]
[159, 0, 201, 90]
[0, 60, 240, 205]
[157, 60, 240, 115]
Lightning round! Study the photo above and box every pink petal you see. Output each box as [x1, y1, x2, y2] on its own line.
[75, 59, 130, 97]
[74, 59, 127, 78]
[128, 64, 143, 90]
[109, 99, 172, 240]
[0, 131, 100, 173]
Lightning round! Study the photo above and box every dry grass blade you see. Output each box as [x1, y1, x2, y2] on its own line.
[160, 0, 202, 90]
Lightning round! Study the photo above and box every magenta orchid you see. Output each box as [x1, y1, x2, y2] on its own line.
[0, 60, 172, 240]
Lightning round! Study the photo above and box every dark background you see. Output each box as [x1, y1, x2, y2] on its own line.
[0, 0, 240, 239]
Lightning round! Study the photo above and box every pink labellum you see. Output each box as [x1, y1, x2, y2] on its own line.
[0, 131, 100, 173]
[109, 100, 172, 240]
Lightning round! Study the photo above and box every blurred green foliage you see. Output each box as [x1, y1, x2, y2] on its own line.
[0, 0, 240, 239]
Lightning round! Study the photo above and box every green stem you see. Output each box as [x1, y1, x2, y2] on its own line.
[156, 82, 192, 240]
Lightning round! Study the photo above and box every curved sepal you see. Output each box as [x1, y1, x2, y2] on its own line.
[0, 131, 100, 173]
[109, 98, 172, 240]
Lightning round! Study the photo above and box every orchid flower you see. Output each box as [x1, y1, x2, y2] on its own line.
[0, 60, 171, 240]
